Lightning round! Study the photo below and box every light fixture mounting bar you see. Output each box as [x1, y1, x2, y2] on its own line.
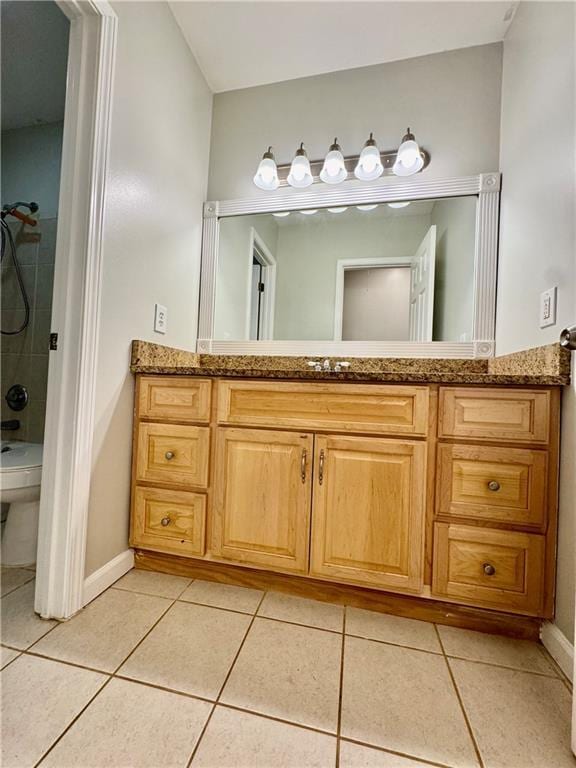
[276, 148, 430, 187]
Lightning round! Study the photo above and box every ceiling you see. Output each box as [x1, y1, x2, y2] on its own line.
[1, 1, 69, 131]
[170, 1, 516, 93]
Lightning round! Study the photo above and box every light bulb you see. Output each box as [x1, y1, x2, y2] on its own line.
[388, 201, 411, 209]
[320, 138, 347, 185]
[354, 133, 384, 181]
[253, 147, 279, 191]
[393, 128, 424, 177]
[287, 143, 313, 188]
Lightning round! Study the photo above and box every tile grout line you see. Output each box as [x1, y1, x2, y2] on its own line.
[0, 575, 36, 599]
[185, 589, 269, 767]
[335, 606, 347, 768]
[339, 736, 458, 768]
[30, 593, 181, 767]
[434, 624, 485, 768]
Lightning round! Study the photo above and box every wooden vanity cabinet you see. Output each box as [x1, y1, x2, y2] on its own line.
[130, 375, 560, 625]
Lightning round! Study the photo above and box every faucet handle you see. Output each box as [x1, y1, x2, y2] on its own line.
[334, 361, 351, 372]
[307, 360, 322, 371]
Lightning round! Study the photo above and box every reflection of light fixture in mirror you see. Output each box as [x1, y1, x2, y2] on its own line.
[354, 133, 384, 181]
[328, 207, 348, 213]
[272, 211, 290, 218]
[299, 209, 318, 215]
[287, 143, 313, 188]
[388, 201, 411, 209]
[320, 138, 348, 184]
[356, 204, 378, 211]
[393, 129, 424, 176]
[253, 147, 279, 190]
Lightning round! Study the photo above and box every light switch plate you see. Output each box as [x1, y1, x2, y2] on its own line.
[154, 303, 167, 334]
[539, 287, 557, 328]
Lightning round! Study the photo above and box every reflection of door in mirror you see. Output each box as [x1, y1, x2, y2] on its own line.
[247, 231, 276, 341]
[409, 225, 436, 341]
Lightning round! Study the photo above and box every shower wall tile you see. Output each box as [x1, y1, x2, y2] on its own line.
[1, 218, 57, 446]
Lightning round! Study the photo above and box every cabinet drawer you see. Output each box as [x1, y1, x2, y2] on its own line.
[439, 388, 551, 444]
[138, 376, 211, 423]
[432, 523, 545, 615]
[217, 381, 429, 436]
[131, 486, 205, 556]
[436, 444, 548, 528]
[136, 423, 210, 488]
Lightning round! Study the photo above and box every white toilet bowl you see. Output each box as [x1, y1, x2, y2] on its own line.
[0, 441, 43, 566]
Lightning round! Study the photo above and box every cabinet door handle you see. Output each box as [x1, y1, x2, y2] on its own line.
[165, 451, 175, 461]
[319, 449, 325, 485]
[301, 448, 307, 483]
[483, 562, 496, 576]
[161, 516, 171, 527]
[487, 480, 500, 492]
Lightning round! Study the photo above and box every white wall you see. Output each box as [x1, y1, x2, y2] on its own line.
[85, 1, 212, 576]
[497, 2, 576, 642]
[431, 196, 477, 342]
[1, 122, 64, 218]
[208, 43, 502, 201]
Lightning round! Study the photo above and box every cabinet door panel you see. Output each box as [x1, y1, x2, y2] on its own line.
[136, 423, 210, 488]
[310, 435, 426, 591]
[131, 486, 206, 557]
[138, 376, 211, 423]
[213, 428, 313, 573]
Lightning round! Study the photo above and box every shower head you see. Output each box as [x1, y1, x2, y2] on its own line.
[1, 202, 39, 226]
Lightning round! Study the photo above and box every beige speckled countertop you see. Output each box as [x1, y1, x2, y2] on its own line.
[130, 340, 570, 386]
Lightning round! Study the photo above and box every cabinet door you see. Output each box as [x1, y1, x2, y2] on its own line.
[213, 428, 313, 573]
[310, 435, 426, 592]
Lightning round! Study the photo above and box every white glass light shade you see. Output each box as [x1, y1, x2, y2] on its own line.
[388, 201, 411, 209]
[320, 139, 347, 184]
[393, 129, 424, 177]
[327, 207, 348, 213]
[356, 204, 378, 211]
[272, 211, 290, 217]
[253, 148, 279, 191]
[287, 144, 313, 188]
[299, 209, 318, 215]
[354, 134, 383, 181]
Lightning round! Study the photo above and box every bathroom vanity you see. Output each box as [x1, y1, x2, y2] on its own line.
[128, 342, 569, 637]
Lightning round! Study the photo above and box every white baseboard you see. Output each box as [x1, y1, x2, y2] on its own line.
[540, 621, 574, 681]
[82, 549, 134, 606]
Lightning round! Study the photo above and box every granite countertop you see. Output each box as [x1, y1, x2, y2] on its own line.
[129, 340, 571, 386]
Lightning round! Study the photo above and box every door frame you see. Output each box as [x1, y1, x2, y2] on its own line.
[245, 227, 277, 340]
[333, 257, 412, 340]
[35, 0, 118, 619]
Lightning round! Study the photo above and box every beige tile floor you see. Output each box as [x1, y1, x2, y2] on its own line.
[1, 566, 574, 768]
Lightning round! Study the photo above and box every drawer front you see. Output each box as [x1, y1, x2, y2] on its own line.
[436, 444, 548, 527]
[439, 388, 551, 444]
[432, 523, 545, 615]
[217, 381, 429, 436]
[131, 486, 205, 556]
[136, 423, 210, 488]
[138, 376, 211, 423]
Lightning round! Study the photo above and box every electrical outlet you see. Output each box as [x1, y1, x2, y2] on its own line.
[539, 287, 557, 328]
[154, 303, 167, 334]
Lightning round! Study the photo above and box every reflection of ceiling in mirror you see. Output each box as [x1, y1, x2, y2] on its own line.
[266, 199, 459, 227]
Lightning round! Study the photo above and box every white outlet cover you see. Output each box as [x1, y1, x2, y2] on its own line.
[154, 303, 167, 334]
[539, 287, 557, 328]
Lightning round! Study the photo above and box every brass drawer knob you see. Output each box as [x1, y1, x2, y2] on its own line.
[483, 563, 496, 576]
[487, 480, 500, 492]
[165, 451, 175, 461]
[161, 516, 171, 527]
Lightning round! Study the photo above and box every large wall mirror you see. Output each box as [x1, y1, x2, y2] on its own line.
[199, 173, 500, 358]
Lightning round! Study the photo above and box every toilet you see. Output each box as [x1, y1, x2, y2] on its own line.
[0, 441, 43, 566]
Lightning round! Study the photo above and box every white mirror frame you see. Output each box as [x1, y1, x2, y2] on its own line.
[198, 172, 500, 358]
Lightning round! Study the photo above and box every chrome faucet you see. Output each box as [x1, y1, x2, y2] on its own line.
[307, 359, 351, 373]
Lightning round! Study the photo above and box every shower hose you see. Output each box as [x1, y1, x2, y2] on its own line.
[1, 202, 38, 335]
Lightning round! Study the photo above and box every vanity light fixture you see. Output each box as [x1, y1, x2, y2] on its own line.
[327, 207, 348, 213]
[388, 201, 411, 209]
[272, 211, 291, 218]
[393, 128, 424, 176]
[253, 147, 279, 191]
[299, 209, 318, 215]
[356, 204, 378, 211]
[320, 138, 348, 184]
[354, 133, 384, 181]
[287, 143, 313, 188]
